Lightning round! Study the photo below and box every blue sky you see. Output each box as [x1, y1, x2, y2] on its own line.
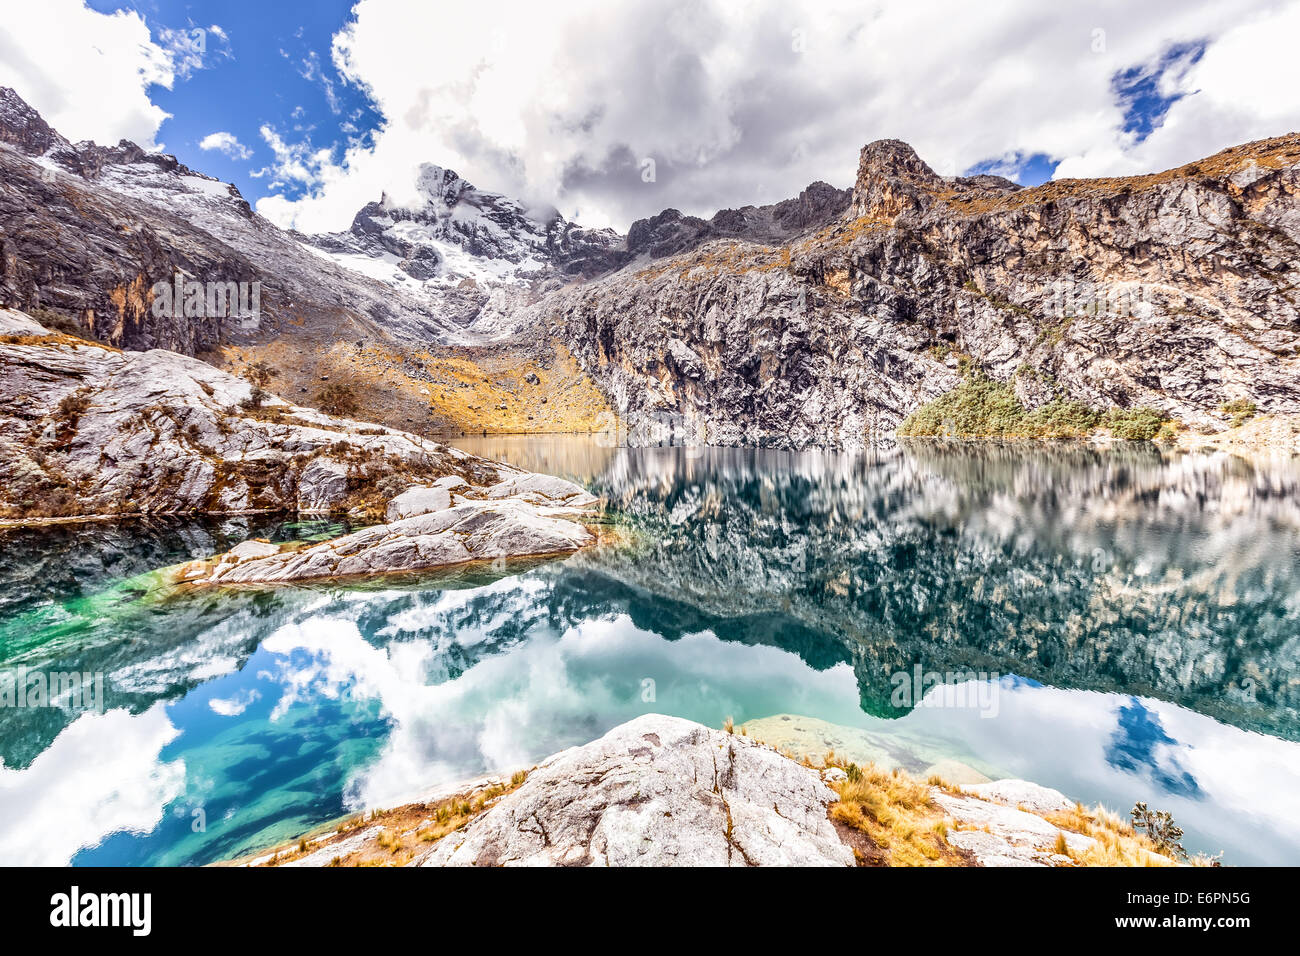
[87, 0, 382, 207]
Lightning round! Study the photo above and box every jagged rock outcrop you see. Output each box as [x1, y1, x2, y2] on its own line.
[0, 86, 65, 155]
[527, 135, 1300, 446]
[309, 163, 626, 287]
[249, 715, 1159, 868]
[624, 181, 851, 260]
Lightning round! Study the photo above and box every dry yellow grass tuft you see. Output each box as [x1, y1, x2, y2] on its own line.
[248, 771, 531, 868]
[0, 331, 119, 352]
[827, 760, 971, 867]
[1043, 803, 1206, 867]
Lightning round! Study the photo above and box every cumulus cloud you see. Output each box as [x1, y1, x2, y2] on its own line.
[0, 0, 175, 149]
[254, 0, 1300, 233]
[1056, 3, 1300, 178]
[199, 130, 254, 160]
[208, 687, 262, 716]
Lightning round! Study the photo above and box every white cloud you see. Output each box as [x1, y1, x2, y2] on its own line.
[0, 0, 175, 149]
[0, 706, 185, 866]
[199, 130, 253, 160]
[1056, 3, 1300, 178]
[209, 687, 261, 716]
[254, 601, 860, 812]
[255, 0, 1300, 234]
[253, 123, 348, 198]
[156, 24, 219, 81]
[299, 49, 341, 114]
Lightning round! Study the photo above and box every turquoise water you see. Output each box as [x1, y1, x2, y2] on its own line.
[1, 438, 1299, 865]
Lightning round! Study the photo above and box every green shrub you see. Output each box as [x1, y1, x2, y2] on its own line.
[898, 373, 1027, 437]
[1220, 398, 1257, 428]
[1101, 406, 1167, 441]
[1020, 399, 1101, 438]
[900, 371, 1169, 441]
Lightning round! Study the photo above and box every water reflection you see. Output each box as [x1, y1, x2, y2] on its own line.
[460, 437, 1300, 739]
[1, 438, 1298, 865]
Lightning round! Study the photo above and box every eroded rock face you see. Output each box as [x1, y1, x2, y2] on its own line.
[0, 309, 508, 518]
[415, 714, 856, 867]
[624, 181, 851, 260]
[528, 136, 1300, 446]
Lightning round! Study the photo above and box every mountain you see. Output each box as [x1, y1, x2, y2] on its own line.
[526, 137, 1300, 446]
[0, 87, 617, 434]
[305, 163, 625, 287]
[3, 85, 1298, 447]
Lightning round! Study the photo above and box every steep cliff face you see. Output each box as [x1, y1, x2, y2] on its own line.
[530, 136, 1300, 446]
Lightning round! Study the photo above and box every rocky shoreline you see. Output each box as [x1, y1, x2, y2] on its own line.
[1, 308, 612, 580]
[238, 715, 1188, 868]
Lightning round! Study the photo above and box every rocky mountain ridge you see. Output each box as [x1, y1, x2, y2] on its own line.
[305, 162, 625, 286]
[528, 135, 1300, 446]
[3, 86, 1299, 446]
[0, 86, 567, 352]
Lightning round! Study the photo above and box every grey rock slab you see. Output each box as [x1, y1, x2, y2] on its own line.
[963, 779, 1075, 814]
[386, 485, 452, 521]
[194, 496, 594, 584]
[0, 311, 516, 518]
[415, 713, 855, 867]
[934, 786, 1096, 866]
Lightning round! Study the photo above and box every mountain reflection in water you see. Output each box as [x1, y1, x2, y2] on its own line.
[0, 437, 1297, 865]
